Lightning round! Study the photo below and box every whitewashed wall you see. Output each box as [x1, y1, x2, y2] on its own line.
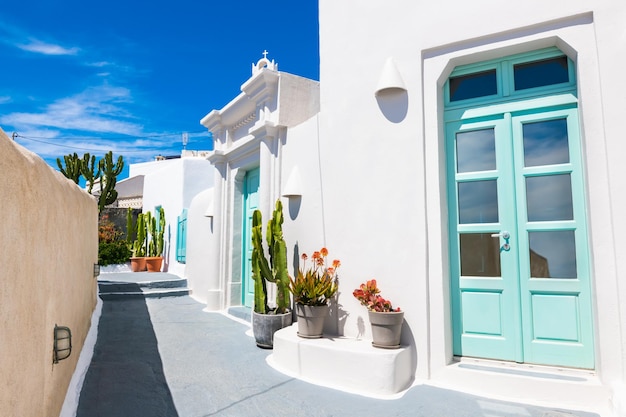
[136, 157, 214, 277]
[317, 0, 625, 413]
[186, 188, 214, 305]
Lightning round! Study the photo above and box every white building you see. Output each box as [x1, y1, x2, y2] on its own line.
[190, 2, 626, 415]
[130, 155, 213, 277]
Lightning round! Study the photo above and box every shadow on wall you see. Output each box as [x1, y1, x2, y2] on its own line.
[76, 294, 178, 417]
[376, 90, 409, 123]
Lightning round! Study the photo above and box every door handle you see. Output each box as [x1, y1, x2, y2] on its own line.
[491, 231, 511, 251]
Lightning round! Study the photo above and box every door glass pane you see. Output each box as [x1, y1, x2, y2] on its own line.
[458, 180, 499, 223]
[523, 119, 569, 167]
[528, 231, 577, 278]
[526, 174, 573, 221]
[460, 233, 501, 277]
[449, 69, 497, 102]
[514, 56, 569, 90]
[456, 129, 496, 173]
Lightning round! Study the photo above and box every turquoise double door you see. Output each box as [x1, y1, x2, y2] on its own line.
[242, 168, 260, 308]
[447, 103, 594, 369]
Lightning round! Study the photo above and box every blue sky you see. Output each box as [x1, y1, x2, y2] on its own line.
[0, 0, 319, 180]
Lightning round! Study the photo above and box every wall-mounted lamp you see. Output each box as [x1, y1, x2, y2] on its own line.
[53, 325, 72, 364]
[282, 166, 303, 198]
[93, 263, 100, 278]
[375, 57, 407, 97]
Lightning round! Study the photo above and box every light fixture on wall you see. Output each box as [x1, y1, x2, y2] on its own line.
[375, 57, 407, 97]
[53, 325, 72, 364]
[93, 263, 100, 278]
[282, 166, 303, 198]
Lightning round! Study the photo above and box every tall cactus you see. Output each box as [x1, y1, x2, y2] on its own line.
[133, 213, 147, 257]
[81, 152, 101, 194]
[251, 200, 290, 314]
[126, 207, 135, 247]
[156, 207, 165, 258]
[98, 151, 124, 214]
[56, 153, 82, 184]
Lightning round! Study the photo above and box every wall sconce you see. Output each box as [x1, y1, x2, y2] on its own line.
[53, 325, 72, 364]
[282, 166, 303, 198]
[93, 263, 100, 278]
[375, 57, 407, 97]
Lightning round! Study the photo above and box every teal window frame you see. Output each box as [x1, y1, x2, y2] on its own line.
[444, 47, 577, 110]
[176, 208, 188, 263]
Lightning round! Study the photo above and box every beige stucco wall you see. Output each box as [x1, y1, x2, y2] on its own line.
[0, 129, 98, 417]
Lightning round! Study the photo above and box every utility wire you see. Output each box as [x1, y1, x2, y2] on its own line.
[13, 131, 210, 154]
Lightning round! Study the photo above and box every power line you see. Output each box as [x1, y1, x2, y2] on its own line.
[13, 131, 210, 154]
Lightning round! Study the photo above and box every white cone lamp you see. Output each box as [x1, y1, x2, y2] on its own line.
[375, 57, 407, 96]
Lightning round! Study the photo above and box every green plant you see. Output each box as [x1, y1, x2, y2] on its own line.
[146, 207, 166, 257]
[56, 151, 125, 215]
[98, 214, 131, 265]
[98, 151, 124, 214]
[353, 279, 401, 312]
[132, 213, 147, 257]
[56, 153, 82, 184]
[126, 207, 135, 248]
[251, 200, 290, 314]
[81, 153, 101, 194]
[98, 241, 131, 266]
[289, 248, 340, 306]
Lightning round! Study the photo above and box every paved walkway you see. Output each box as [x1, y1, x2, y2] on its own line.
[70, 274, 603, 417]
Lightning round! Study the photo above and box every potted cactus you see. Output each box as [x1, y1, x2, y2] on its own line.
[251, 200, 292, 348]
[145, 207, 166, 272]
[130, 211, 148, 272]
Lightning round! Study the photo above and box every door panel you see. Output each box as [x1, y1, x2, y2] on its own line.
[242, 168, 260, 308]
[448, 118, 521, 362]
[449, 106, 594, 369]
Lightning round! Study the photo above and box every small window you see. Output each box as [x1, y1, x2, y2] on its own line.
[514, 56, 569, 91]
[449, 69, 497, 102]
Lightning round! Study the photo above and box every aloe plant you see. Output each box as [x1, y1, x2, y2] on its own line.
[251, 200, 290, 314]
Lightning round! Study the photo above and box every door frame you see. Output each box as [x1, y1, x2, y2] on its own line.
[444, 49, 595, 369]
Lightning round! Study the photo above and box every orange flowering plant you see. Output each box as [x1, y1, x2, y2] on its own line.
[353, 279, 400, 312]
[289, 247, 340, 306]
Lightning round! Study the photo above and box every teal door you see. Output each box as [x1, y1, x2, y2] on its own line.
[448, 105, 594, 369]
[242, 168, 260, 308]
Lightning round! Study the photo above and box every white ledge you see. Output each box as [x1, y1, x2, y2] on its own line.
[267, 324, 414, 399]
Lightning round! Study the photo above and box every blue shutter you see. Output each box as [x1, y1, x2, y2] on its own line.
[176, 209, 188, 263]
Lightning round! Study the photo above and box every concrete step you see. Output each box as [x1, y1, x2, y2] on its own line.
[98, 277, 190, 299]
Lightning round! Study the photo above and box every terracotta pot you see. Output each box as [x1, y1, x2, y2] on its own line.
[145, 256, 163, 272]
[130, 257, 147, 272]
[368, 310, 404, 349]
[252, 310, 292, 349]
[295, 304, 329, 338]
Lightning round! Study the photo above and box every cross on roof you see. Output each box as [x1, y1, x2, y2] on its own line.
[262, 50, 269, 59]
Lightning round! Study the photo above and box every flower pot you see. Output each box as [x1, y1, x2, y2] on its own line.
[130, 257, 147, 272]
[295, 304, 329, 338]
[252, 310, 292, 349]
[368, 310, 404, 349]
[145, 256, 163, 272]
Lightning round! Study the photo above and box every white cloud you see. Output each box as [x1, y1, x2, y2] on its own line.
[0, 96, 11, 104]
[1, 85, 143, 136]
[16, 38, 80, 55]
